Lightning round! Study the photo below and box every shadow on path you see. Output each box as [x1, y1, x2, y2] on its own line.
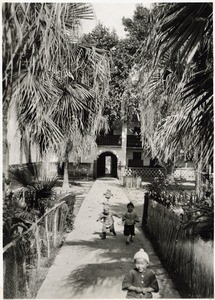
[63, 261, 129, 298]
[36, 178, 181, 299]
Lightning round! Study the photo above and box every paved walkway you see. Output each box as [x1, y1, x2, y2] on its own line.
[36, 178, 181, 299]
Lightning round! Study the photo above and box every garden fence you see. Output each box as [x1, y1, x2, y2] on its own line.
[3, 201, 69, 299]
[144, 198, 214, 298]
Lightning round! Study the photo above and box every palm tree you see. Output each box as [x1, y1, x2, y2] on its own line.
[42, 43, 110, 189]
[137, 3, 213, 168]
[3, 3, 81, 177]
[3, 3, 110, 187]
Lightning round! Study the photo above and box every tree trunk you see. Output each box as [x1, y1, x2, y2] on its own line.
[195, 146, 203, 198]
[23, 133, 32, 164]
[166, 159, 175, 178]
[19, 136, 23, 164]
[3, 106, 9, 180]
[28, 140, 32, 164]
[195, 160, 202, 198]
[121, 94, 127, 184]
[62, 156, 70, 190]
[121, 121, 127, 179]
[3, 81, 13, 180]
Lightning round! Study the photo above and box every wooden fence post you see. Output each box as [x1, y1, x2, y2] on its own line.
[6, 247, 18, 298]
[45, 215, 50, 258]
[23, 259, 30, 297]
[53, 208, 58, 247]
[14, 247, 19, 297]
[35, 224, 41, 271]
[142, 192, 149, 228]
[3, 201, 68, 299]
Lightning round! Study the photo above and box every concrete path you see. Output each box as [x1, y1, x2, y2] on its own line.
[36, 178, 181, 299]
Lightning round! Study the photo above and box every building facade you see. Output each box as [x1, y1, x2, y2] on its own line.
[7, 114, 195, 182]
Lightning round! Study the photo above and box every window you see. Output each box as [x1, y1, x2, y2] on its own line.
[133, 152, 141, 160]
[132, 127, 141, 135]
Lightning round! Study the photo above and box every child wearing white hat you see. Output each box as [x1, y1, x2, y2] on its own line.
[122, 249, 159, 298]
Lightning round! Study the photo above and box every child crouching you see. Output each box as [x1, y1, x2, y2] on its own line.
[122, 249, 159, 298]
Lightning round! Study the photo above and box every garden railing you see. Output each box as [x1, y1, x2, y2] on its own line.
[3, 201, 69, 299]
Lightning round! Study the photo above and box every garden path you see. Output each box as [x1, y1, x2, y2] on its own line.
[36, 178, 180, 299]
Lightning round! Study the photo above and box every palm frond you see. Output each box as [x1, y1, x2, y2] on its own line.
[155, 3, 212, 64]
[4, 2, 110, 157]
[137, 3, 213, 165]
[9, 166, 34, 187]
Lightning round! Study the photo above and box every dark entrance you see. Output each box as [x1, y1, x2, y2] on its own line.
[96, 152, 118, 178]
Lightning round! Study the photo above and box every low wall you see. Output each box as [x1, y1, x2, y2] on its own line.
[145, 199, 214, 298]
[125, 167, 165, 180]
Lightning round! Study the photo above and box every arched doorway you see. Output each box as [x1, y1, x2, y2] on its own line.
[96, 151, 118, 178]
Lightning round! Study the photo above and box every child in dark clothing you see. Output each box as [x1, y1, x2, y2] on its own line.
[122, 202, 139, 245]
[122, 249, 159, 298]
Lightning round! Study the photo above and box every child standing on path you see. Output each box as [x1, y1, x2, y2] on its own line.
[122, 249, 159, 298]
[97, 206, 120, 239]
[103, 189, 113, 206]
[122, 202, 139, 245]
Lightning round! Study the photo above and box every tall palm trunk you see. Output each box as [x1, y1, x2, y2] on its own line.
[121, 95, 127, 183]
[195, 159, 203, 198]
[19, 136, 23, 165]
[3, 104, 10, 180]
[167, 160, 175, 177]
[28, 140, 32, 164]
[121, 121, 127, 180]
[195, 145, 203, 198]
[62, 155, 70, 190]
[22, 133, 32, 164]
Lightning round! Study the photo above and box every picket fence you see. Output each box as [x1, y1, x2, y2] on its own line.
[144, 198, 214, 298]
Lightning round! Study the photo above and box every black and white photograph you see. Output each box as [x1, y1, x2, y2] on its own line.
[2, 1, 213, 299]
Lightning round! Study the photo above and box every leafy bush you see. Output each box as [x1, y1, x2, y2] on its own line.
[181, 200, 214, 241]
[147, 175, 214, 241]
[147, 175, 185, 194]
[3, 196, 38, 246]
[9, 164, 58, 214]
[3, 164, 59, 246]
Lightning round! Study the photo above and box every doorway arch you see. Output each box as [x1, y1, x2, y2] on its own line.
[97, 151, 118, 178]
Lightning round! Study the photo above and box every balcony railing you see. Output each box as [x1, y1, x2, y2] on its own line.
[96, 134, 142, 147]
[96, 135, 121, 146]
